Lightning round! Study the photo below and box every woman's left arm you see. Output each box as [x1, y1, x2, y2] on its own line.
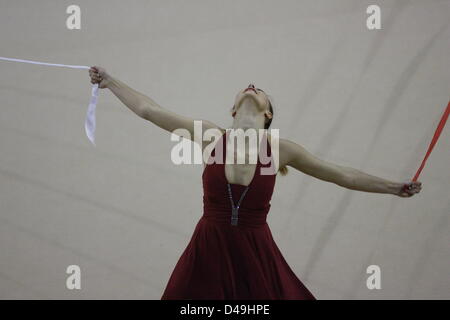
[278, 138, 422, 197]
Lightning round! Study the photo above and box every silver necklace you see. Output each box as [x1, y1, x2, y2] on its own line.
[227, 183, 250, 226]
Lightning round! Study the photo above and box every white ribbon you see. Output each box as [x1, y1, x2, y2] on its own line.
[0, 56, 99, 146]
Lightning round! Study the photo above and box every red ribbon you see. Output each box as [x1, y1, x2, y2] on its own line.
[412, 100, 450, 182]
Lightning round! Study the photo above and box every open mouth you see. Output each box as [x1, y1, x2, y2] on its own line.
[244, 88, 257, 94]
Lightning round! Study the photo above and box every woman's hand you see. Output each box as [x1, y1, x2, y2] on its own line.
[88, 66, 110, 89]
[396, 181, 422, 198]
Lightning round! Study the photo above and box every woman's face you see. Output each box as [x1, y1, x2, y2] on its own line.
[234, 84, 271, 113]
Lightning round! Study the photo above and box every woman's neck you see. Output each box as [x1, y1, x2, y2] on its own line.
[232, 99, 265, 131]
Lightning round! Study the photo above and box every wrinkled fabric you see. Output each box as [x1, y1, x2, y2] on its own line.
[161, 131, 315, 300]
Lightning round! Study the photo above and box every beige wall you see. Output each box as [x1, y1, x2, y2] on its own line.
[0, 0, 449, 299]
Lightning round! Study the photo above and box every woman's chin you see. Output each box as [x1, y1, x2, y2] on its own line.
[241, 92, 258, 100]
[241, 94, 265, 108]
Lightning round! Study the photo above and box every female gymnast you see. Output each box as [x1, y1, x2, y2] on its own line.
[88, 66, 422, 300]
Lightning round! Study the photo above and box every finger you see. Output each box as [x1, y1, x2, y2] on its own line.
[400, 190, 409, 197]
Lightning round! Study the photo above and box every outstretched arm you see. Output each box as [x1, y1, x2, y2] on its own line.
[88, 66, 222, 142]
[278, 138, 422, 197]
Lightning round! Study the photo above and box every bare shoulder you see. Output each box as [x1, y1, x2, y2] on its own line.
[201, 119, 224, 133]
[199, 120, 225, 145]
[268, 135, 300, 152]
[201, 120, 226, 167]
[266, 135, 301, 167]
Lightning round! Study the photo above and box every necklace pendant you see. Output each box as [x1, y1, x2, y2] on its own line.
[231, 207, 239, 226]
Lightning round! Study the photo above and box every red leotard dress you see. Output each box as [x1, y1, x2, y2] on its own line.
[161, 131, 315, 300]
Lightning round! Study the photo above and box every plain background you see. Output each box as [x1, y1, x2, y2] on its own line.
[0, 0, 449, 299]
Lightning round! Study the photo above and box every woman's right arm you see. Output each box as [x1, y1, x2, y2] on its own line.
[89, 66, 222, 140]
